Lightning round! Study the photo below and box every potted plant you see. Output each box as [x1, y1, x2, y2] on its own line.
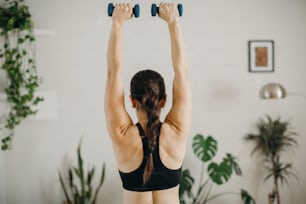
[179, 134, 255, 204]
[244, 115, 298, 204]
[0, 0, 43, 151]
[59, 139, 106, 204]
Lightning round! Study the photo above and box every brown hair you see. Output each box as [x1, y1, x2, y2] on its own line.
[130, 70, 166, 185]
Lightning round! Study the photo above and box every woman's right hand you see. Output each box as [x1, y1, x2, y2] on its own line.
[158, 3, 179, 25]
[112, 3, 133, 26]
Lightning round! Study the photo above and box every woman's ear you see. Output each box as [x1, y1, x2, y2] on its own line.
[160, 95, 167, 108]
[129, 95, 137, 108]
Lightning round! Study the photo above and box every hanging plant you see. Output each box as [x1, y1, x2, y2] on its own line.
[0, 0, 43, 151]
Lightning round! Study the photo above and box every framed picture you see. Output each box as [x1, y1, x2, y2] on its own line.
[248, 40, 274, 72]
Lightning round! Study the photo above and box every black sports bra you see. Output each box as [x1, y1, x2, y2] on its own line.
[118, 122, 182, 192]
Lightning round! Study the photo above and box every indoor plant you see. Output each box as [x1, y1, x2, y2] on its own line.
[59, 139, 106, 204]
[179, 134, 255, 204]
[244, 115, 298, 204]
[0, 0, 43, 151]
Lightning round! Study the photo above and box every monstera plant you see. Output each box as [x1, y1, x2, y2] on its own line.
[179, 134, 255, 204]
[0, 0, 43, 151]
[245, 115, 298, 204]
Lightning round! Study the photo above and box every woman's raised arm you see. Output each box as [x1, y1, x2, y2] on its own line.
[159, 3, 192, 137]
[104, 4, 133, 142]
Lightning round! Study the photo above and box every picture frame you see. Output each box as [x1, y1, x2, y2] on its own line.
[248, 40, 274, 73]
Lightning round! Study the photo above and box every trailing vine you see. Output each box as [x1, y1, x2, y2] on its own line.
[0, 0, 43, 151]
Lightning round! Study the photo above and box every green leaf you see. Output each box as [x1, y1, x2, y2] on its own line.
[77, 138, 86, 199]
[241, 189, 256, 204]
[192, 134, 217, 162]
[92, 163, 106, 204]
[69, 168, 74, 188]
[223, 153, 242, 176]
[74, 167, 81, 179]
[22, 49, 27, 55]
[99, 163, 106, 186]
[87, 167, 95, 186]
[1, 144, 8, 151]
[179, 169, 195, 202]
[58, 171, 72, 203]
[8, 17, 15, 29]
[208, 161, 232, 185]
[18, 38, 24, 44]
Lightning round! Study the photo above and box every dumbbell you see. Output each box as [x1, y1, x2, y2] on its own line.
[151, 4, 183, 17]
[108, 3, 140, 18]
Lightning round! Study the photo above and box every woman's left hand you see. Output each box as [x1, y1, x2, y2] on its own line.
[112, 3, 133, 26]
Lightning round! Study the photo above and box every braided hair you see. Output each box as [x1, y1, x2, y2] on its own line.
[130, 70, 166, 185]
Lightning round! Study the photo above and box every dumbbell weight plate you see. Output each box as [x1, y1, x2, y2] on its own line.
[133, 4, 140, 18]
[151, 4, 158, 16]
[108, 3, 114, 17]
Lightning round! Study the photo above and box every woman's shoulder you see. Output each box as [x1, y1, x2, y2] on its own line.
[122, 123, 142, 141]
[110, 123, 141, 147]
[161, 119, 186, 138]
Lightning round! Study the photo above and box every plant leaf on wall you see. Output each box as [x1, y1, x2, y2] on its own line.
[207, 161, 232, 185]
[192, 134, 217, 162]
[241, 189, 256, 204]
[223, 153, 242, 176]
[179, 169, 195, 203]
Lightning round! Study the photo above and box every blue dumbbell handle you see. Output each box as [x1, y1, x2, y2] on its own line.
[108, 3, 140, 17]
[152, 4, 183, 17]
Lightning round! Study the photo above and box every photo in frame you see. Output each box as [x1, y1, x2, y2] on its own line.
[248, 40, 274, 72]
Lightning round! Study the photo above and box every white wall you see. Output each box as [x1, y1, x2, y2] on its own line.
[1, 0, 306, 203]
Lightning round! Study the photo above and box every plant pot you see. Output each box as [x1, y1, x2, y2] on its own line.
[268, 192, 275, 204]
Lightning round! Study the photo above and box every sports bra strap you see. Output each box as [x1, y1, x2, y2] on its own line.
[136, 123, 145, 136]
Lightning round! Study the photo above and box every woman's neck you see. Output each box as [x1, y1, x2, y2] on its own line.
[136, 110, 161, 131]
[137, 111, 148, 131]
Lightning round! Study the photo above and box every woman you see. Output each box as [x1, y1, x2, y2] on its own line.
[104, 3, 192, 204]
